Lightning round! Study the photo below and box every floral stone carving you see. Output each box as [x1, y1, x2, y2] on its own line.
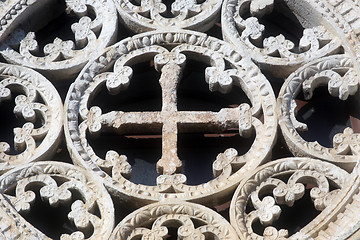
[64, 29, 277, 204]
[0, 63, 63, 173]
[115, 0, 222, 33]
[0, 161, 114, 239]
[277, 55, 359, 171]
[0, 0, 117, 79]
[0, 0, 360, 239]
[110, 201, 239, 240]
[222, 0, 343, 77]
[230, 157, 350, 239]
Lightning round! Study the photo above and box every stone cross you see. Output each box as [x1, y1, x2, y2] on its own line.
[106, 53, 251, 175]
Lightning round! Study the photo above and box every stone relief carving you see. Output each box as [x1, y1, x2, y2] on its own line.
[115, 0, 222, 33]
[0, 161, 115, 239]
[0, 0, 117, 79]
[111, 201, 239, 240]
[0, 0, 360, 239]
[221, 0, 343, 77]
[0, 63, 63, 174]
[278, 55, 359, 171]
[64, 30, 277, 204]
[230, 158, 349, 239]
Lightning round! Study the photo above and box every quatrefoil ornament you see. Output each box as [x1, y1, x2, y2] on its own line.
[65, 30, 277, 204]
[105, 65, 132, 95]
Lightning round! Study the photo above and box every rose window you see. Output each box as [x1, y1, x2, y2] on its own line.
[0, 0, 360, 239]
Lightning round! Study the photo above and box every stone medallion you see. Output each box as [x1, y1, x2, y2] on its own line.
[277, 55, 359, 171]
[230, 157, 350, 239]
[64, 29, 277, 204]
[0, 161, 114, 239]
[0, 63, 63, 173]
[111, 201, 239, 240]
[222, 0, 352, 78]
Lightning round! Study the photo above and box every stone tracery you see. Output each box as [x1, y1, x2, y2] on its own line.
[64, 30, 277, 204]
[230, 158, 350, 239]
[0, 0, 118, 79]
[0, 0, 360, 239]
[0, 62, 63, 174]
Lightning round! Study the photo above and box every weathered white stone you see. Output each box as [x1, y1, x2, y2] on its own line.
[0, 0, 118, 79]
[0, 0, 360, 239]
[64, 29, 277, 205]
[0, 63, 63, 173]
[0, 162, 114, 239]
[222, 0, 343, 78]
[230, 158, 350, 239]
[111, 201, 239, 240]
[277, 55, 359, 172]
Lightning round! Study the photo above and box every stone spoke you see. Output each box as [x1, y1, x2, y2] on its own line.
[157, 63, 182, 174]
[159, 63, 181, 113]
[103, 111, 162, 130]
[157, 119, 181, 175]
[102, 108, 246, 133]
[177, 108, 243, 128]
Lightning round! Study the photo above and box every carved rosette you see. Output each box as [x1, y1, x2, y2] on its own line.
[0, 161, 114, 239]
[0, 0, 117, 79]
[64, 30, 277, 204]
[110, 201, 239, 240]
[230, 157, 350, 239]
[0, 63, 63, 173]
[222, 0, 343, 77]
[116, 0, 222, 33]
[277, 55, 359, 171]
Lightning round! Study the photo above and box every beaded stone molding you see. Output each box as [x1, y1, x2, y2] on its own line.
[0, 161, 114, 239]
[0, 63, 63, 173]
[221, 0, 344, 77]
[0, 0, 360, 239]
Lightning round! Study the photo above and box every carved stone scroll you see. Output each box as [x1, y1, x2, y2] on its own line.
[222, 0, 343, 78]
[0, 161, 114, 239]
[0, 0, 117, 79]
[110, 201, 239, 240]
[115, 0, 222, 33]
[277, 55, 359, 171]
[0, 63, 63, 173]
[1, 0, 360, 238]
[230, 157, 350, 239]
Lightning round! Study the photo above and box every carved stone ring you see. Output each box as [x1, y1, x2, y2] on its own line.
[64, 30, 277, 204]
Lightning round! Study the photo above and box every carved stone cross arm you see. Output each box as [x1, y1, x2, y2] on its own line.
[65, 31, 277, 204]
